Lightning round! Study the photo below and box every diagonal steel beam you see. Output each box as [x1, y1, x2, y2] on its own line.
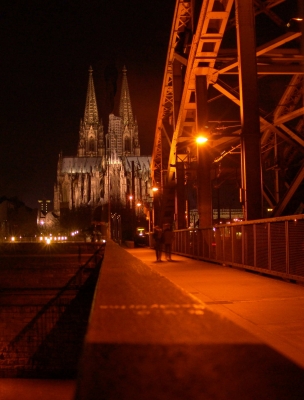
[216, 32, 302, 76]
[272, 163, 304, 216]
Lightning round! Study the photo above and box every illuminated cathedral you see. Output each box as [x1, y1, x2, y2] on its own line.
[53, 66, 152, 230]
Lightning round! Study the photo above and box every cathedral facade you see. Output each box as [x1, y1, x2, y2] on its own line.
[53, 66, 152, 231]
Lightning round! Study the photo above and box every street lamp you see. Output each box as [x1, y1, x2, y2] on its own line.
[151, 186, 160, 229]
[195, 133, 213, 228]
[196, 135, 208, 144]
[127, 194, 135, 242]
[136, 201, 142, 219]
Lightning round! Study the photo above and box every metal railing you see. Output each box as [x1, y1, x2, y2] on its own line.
[172, 214, 304, 283]
[0, 242, 106, 377]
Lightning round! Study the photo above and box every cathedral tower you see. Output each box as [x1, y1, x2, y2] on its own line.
[106, 66, 140, 158]
[54, 66, 151, 232]
[78, 67, 105, 157]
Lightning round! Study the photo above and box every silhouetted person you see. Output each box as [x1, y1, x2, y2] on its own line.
[153, 226, 163, 261]
[163, 224, 174, 261]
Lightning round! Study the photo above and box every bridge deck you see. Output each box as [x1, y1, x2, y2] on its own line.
[76, 240, 304, 400]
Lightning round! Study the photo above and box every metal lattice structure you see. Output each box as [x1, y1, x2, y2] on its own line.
[151, 0, 303, 227]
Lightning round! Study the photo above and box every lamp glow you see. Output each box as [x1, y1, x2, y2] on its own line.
[196, 136, 208, 144]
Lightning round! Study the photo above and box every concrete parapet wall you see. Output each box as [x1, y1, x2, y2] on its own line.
[75, 240, 304, 400]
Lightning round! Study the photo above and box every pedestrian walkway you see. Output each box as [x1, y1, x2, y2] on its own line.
[75, 240, 304, 400]
[126, 246, 304, 369]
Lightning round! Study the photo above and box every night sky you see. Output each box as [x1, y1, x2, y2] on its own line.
[0, 0, 175, 208]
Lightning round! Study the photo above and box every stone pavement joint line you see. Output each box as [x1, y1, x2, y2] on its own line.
[126, 245, 304, 370]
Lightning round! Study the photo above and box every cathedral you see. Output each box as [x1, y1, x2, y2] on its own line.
[53, 66, 152, 235]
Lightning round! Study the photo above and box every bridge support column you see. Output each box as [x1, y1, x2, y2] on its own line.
[236, 0, 263, 220]
[176, 160, 187, 229]
[196, 75, 213, 228]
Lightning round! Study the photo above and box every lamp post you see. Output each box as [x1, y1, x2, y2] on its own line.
[107, 158, 111, 239]
[152, 186, 159, 229]
[174, 135, 209, 229]
[147, 197, 153, 232]
[195, 134, 213, 228]
[128, 194, 135, 242]
[136, 201, 142, 219]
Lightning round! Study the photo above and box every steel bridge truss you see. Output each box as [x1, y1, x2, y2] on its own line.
[151, 0, 303, 227]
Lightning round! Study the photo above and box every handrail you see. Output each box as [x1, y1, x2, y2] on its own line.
[0, 243, 105, 376]
[172, 215, 304, 283]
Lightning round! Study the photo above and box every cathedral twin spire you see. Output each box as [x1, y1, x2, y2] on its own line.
[78, 66, 104, 157]
[78, 65, 140, 158]
[84, 66, 99, 124]
[54, 65, 144, 215]
[119, 66, 134, 126]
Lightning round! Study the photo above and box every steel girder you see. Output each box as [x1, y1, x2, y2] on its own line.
[151, 0, 303, 223]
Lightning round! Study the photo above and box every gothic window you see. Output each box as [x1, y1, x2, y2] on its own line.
[89, 136, 94, 152]
[62, 181, 70, 202]
[124, 136, 131, 153]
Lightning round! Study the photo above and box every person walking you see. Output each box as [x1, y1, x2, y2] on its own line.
[153, 226, 163, 261]
[163, 224, 174, 261]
